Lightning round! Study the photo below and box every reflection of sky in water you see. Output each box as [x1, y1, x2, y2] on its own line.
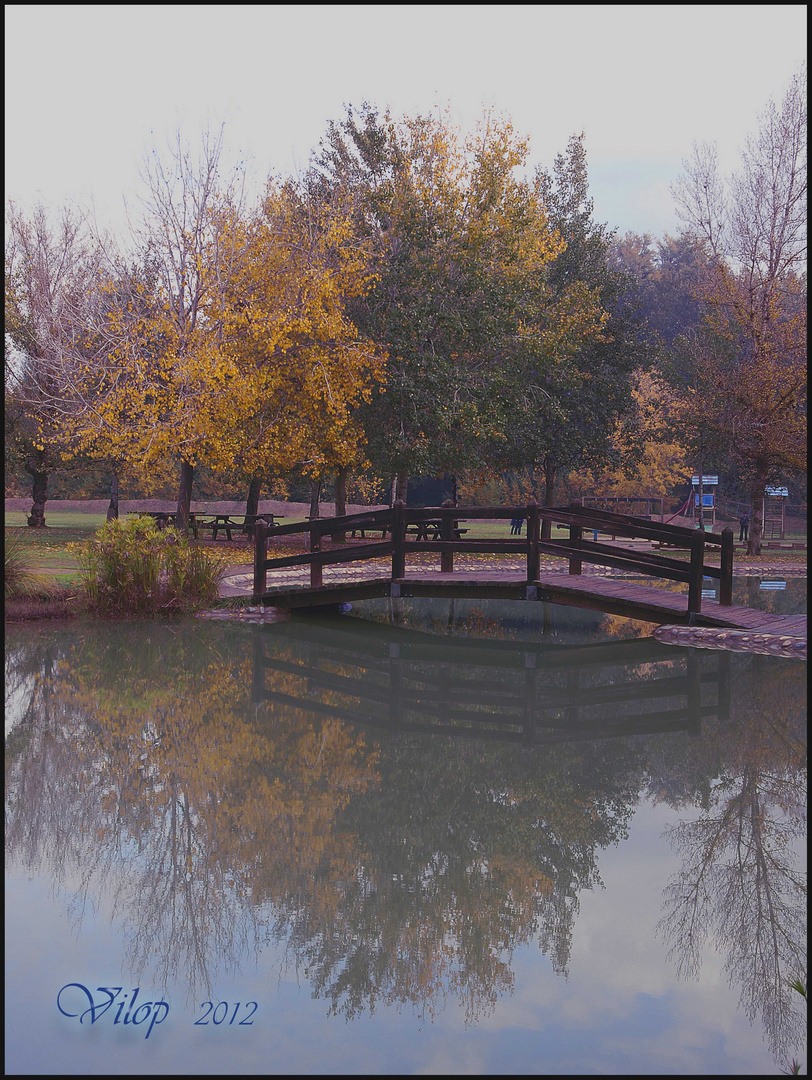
[5, 601, 806, 1075]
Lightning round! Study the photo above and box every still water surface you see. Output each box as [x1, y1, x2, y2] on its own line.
[5, 583, 806, 1075]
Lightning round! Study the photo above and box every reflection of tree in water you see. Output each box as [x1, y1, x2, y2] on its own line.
[5, 622, 643, 1024]
[5, 624, 274, 1000]
[255, 723, 641, 1022]
[656, 657, 807, 1066]
[6, 622, 805, 1042]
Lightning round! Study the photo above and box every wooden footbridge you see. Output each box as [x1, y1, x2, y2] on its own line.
[251, 501, 806, 635]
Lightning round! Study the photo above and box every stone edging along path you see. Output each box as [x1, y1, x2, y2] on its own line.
[654, 624, 806, 660]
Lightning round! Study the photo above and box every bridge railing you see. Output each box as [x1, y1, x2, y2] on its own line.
[253, 501, 734, 615]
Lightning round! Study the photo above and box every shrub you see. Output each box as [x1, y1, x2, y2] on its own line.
[79, 515, 227, 615]
[5, 530, 55, 599]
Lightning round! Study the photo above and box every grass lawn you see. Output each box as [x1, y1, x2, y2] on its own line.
[5, 512, 257, 583]
[6, 511, 805, 592]
[5, 510, 110, 530]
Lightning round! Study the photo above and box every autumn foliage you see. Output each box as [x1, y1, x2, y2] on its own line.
[5, 77, 806, 522]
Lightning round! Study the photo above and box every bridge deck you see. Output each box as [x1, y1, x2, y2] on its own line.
[251, 568, 806, 636]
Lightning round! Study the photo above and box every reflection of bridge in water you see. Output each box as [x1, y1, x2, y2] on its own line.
[252, 614, 731, 747]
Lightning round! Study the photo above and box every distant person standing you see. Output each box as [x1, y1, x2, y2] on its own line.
[739, 511, 749, 542]
[510, 517, 523, 535]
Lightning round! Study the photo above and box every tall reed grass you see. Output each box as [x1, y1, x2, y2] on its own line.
[5, 530, 55, 598]
[79, 515, 226, 615]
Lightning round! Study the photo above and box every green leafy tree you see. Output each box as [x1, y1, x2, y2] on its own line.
[312, 105, 592, 502]
[512, 134, 650, 527]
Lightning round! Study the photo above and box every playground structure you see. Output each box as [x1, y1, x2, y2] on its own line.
[582, 483, 804, 545]
[580, 494, 665, 520]
[762, 486, 789, 540]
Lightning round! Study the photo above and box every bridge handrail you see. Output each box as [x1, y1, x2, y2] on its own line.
[542, 504, 726, 545]
[258, 503, 718, 543]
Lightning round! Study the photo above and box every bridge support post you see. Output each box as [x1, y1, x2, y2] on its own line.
[253, 520, 268, 598]
[687, 529, 705, 621]
[392, 499, 406, 580]
[568, 501, 582, 575]
[526, 501, 540, 584]
[720, 528, 733, 605]
[440, 499, 454, 573]
[310, 521, 323, 588]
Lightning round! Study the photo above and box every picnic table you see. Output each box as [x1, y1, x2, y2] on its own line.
[409, 519, 468, 541]
[128, 510, 203, 538]
[203, 513, 282, 541]
[349, 519, 468, 541]
[127, 511, 282, 540]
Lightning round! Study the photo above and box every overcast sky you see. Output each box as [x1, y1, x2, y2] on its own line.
[4, 4, 807, 245]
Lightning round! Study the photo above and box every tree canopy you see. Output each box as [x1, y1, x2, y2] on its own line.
[5, 82, 806, 522]
[670, 65, 807, 552]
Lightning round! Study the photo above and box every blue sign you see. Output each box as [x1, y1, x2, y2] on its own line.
[694, 494, 714, 507]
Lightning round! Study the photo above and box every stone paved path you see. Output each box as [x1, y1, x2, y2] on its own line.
[220, 557, 807, 597]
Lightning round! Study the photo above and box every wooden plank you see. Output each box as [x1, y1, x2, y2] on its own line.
[258, 579, 392, 607]
[263, 542, 391, 571]
[744, 615, 807, 634]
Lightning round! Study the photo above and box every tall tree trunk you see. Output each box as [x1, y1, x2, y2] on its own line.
[308, 477, 322, 520]
[747, 469, 767, 557]
[395, 471, 409, 505]
[26, 459, 48, 528]
[245, 476, 261, 519]
[106, 471, 119, 521]
[541, 456, 556, 541]
[332, 466, 348, 543]
[176, 460, 194, 535]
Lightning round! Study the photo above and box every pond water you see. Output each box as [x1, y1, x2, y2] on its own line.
[5, 581, 807, 1075]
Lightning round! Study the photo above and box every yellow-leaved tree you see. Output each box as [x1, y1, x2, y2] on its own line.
[63, 128, 384, 527]
[57, 128, 253, 528]
[572, 369, 692, 502]
[220, 178, 386, 520]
